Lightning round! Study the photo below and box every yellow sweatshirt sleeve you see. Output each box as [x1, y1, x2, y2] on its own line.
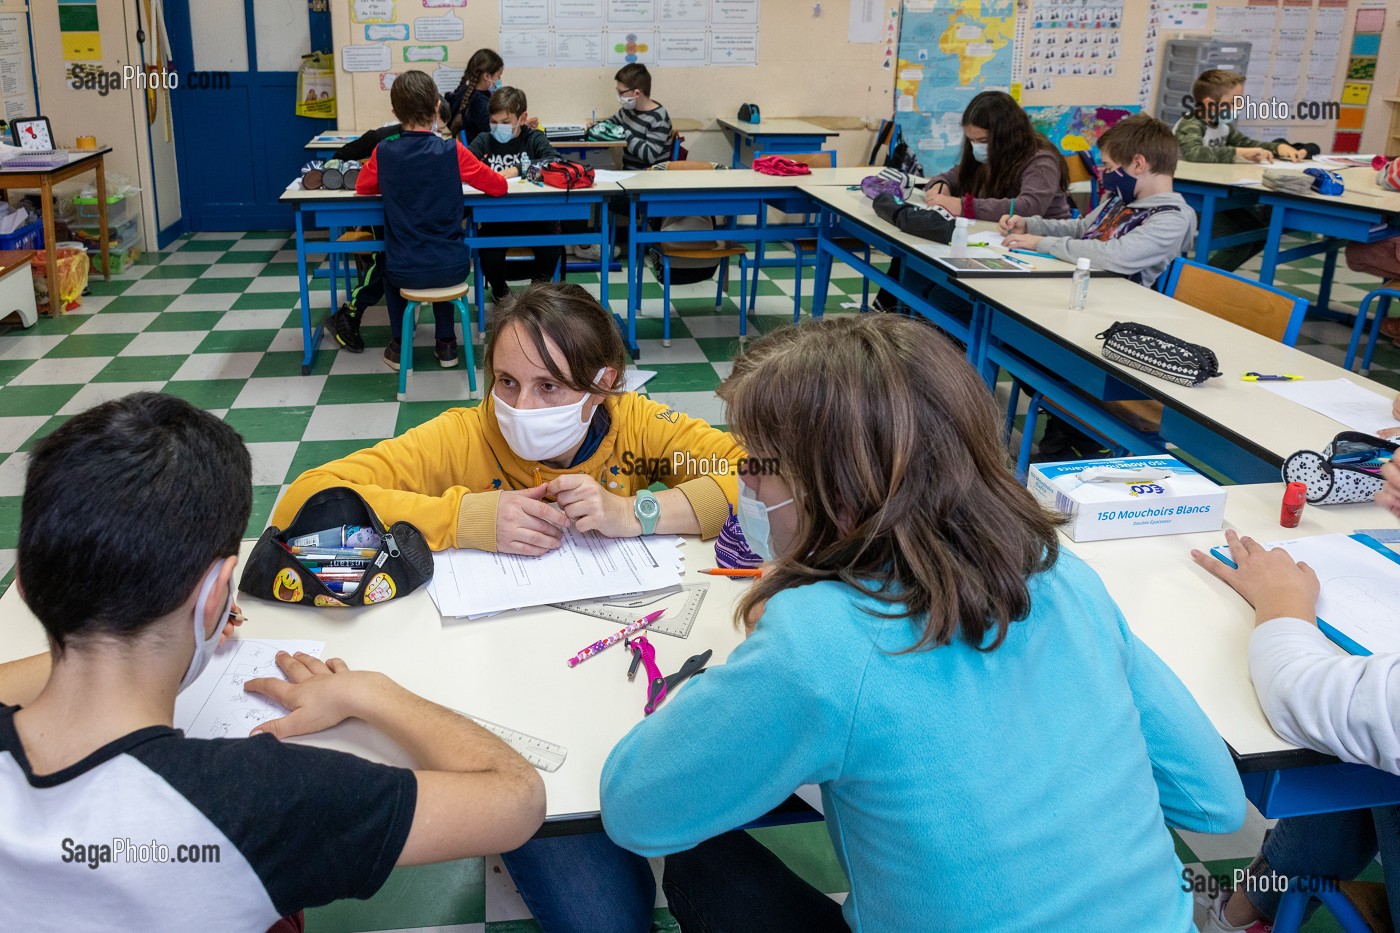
[271, 408, 499, 552]
[626, 394, 745, 539]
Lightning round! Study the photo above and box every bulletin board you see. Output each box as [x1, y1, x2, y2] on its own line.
[328, 0, 894, 155]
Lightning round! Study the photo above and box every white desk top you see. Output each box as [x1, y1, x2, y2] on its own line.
[0, 536, 748, 823]
[967, 275, 1398, 462]
[0, 146, 112, 174]
[715, 117, 839, 137]
[306, 132, 626, 152]
[801, 184, 1081, 275]
[279, 177, 624, 203]
[616, 166, 876, 192]
[1174, 161, 1400, 215]
[1064, 482, 1388, 767]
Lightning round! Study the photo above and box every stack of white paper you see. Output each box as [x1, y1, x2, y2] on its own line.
[174, 639, 325, 739]
[1255, 378, 1398, 435]
[427, 527, 686, 618]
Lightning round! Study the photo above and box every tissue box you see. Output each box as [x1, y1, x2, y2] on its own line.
[1027, 455, 1226, 542]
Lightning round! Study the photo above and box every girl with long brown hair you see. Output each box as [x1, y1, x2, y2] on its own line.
[600, 314, 1245, 931]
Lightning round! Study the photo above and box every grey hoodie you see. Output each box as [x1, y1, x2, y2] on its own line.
[1025, 191, 1198, 286]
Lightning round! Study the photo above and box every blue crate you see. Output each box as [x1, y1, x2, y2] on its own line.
[0, 219, 43, 251]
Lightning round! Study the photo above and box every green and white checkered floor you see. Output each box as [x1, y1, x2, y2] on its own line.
[0, 231, 1388, 931]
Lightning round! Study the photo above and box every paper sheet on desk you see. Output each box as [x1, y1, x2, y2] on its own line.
[174, 639, 324, 739]
[1255, 378, 1398, 434]
[966, 231, 1005, 248]
[592, 170, 637, 184]
[913, 243, 1001, 260]
[465, 177, 528, 194]
[426, 526, 685, 617]
[623, 370, 656, 392]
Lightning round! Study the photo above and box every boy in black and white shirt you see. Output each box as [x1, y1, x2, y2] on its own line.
[0, 392, 545, 932]
[467, 86, 564, 303]
[589, 63, 672, 170]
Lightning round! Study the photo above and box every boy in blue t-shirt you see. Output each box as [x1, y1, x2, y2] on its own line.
[354, 70, 507, 370]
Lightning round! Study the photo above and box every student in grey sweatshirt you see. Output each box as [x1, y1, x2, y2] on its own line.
[1190, 455, 1400, 932]
[1002, 113, 1195, 286]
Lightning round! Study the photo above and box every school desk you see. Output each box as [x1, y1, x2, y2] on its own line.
[965, 275, 1397, 482]
[611, 167, 877, 357]
[715, 117, 841, 168]
[0, 535, 767, 834]
[1174, 162, 1400, 314]
[306, 131, 626, 168]
[278, 178, 622, 376]
[0, 147, 115, 299]
[800, 184, 1081, 364]
[1064, 482, 1400, 817]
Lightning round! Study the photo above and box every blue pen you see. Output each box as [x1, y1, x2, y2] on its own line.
[1334, 448, 1394, 465]
[321, 580, 360, 595]
[1009, 247, 1060, 261]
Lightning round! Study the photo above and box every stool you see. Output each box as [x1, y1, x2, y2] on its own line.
[1274, 878, 1392, 933]
[1343, 281, 1400, 373]
[398, 283, 475, 402]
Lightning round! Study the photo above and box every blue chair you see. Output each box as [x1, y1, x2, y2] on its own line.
[396, 283, 477, 401]
[1344, 280, 1400, 373]
[651, 245, 750, 347]
[1273, 877, 1391, 933]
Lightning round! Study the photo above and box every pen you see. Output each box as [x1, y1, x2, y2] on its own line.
[1010, 197, 1015, 218]
[1000, 252, 1034, 269]
[322, 580, 360, 595]
[1241, 372, 1301, 381]
[227, 607, 245, 625]
[1333, 448, 1393, 465]
[1009, 247, 1060, 261]
[699, 568, 763, 577]
[288, 545, 379, 558]
[568, 609, 665, 667]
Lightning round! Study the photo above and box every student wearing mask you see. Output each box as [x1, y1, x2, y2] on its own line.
[445, 48, 505, 142]
[600, 314, 1245, 932]
[274, 282, 742, 557]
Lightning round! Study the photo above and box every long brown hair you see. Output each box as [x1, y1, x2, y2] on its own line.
[484, 282, 628, 397]
[954, 90, 1068, 200]
[718, 315, 1062, 652]
[448, 48, 505, 133]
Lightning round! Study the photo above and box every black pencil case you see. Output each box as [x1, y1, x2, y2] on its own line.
[239, 487, 433, 608]
[1096, 321, 1222, 387]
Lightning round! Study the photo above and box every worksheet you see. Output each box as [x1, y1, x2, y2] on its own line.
[427, 527, 685, 617]
[1255, 378, 1398, 434]
[174, 639, 325, 739]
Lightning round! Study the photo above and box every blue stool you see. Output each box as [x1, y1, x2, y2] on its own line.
[397, 283, 476, 402]
[1344, 281, 1400, 373]
[1273, 877, 1391, 933]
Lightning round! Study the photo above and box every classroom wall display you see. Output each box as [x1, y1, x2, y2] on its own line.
[499, 0, 762, 66]
[894, 0, 1015, 174]
[352, 0, 397, 23]
[1025, 104, 1139, 153]
[1023, 0, 1124, 93]
[1333, 0, 1383, 153]
[59, 0, 102, 62]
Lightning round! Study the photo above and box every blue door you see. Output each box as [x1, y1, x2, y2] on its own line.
[165, 0, 335, 230]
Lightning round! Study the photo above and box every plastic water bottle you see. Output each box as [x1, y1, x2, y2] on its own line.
[1070, 257, 1091, 310]
[520, 154, 531, 177]
[950, 217, 969, 257]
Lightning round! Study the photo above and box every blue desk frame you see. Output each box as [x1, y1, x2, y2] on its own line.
[620, 185, 826, 357]
[720, 125, 838, 168]
[1174, 178, 1268, 265]
[284, 189, 614, 375]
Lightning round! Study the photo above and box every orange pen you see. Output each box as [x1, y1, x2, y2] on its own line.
[699, 568, 763, 578]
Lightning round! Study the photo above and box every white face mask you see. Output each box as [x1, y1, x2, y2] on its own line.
[493, 368, 607, 463]
[179, 565, 234, 692]
[970, 141, 989, 163]
[735, 482, 793, 563]
[618, 95, 638, 109]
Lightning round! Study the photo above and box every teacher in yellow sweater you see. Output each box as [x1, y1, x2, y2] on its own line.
[272, 281, 742, 554]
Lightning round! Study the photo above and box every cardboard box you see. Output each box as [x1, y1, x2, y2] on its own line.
[1027, 455, 1226, 542]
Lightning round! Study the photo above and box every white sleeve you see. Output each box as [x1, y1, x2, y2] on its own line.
[1248, 617, 1400, 775]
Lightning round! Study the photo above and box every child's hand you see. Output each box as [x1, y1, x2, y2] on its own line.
[245, 652, 373, 739]
[502, 167, 520, 179]
[1277, 144, 1306, 162]
[527, 116, 541, 129]
[999, 215, 1028, 234]
[1190, 529, 1320, 626]
[1238, 147, 1274, 164]
[1001, 233, 1042, 251]
[925, 192, 961, 215]
[1377, 461, 1400, 520]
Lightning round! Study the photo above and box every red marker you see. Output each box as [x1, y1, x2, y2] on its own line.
[1280, 482, 1307, 528]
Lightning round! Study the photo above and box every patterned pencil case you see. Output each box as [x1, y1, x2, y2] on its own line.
[1096, 321, 1222, 387]
[1282, 431, 1399, 505]
[239, 486, 433, 608]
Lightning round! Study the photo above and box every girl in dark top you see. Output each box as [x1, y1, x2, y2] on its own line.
[874, 91, 1072, 312]
[446, 48, 504, 140]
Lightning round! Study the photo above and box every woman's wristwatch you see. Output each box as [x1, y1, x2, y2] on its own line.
[634, 489, 660, 534]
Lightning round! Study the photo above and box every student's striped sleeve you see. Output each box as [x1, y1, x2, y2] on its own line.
[619, 104, 672, 167]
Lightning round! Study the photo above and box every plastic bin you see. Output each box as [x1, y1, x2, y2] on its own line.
[73, 192, 138, 226]
[67, 216, 140, 252]
[0, 219, 43, 251]
[87, 244, 140, 275]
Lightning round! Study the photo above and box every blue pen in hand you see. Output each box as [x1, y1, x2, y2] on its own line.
[1009, 247, 1060, 261]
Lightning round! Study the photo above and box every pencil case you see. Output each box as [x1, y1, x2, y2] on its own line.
[870, 192, 955, 243]
[1282, 431, 1399, 505]
[239, 487, 433, 608]
[1096, 321, 1221, 387]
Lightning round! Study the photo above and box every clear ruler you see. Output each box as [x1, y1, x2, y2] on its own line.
[551, 583, 709, 639]
[458, 711, 568, 773]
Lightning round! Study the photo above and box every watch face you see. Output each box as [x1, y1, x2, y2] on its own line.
[638, 496, 659, 518]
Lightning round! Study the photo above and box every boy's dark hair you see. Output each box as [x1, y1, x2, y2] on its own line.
[1098, 113, 1178, 175]
[489, 86, 528, 118]
[391, 70, 441, 127]
[18, 392, 252, 652]
[1193, 69, 1246, 105]
[615, 63, 651, 97]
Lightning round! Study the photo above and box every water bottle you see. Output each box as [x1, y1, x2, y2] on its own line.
[520, 154, 531, 178]
[950, 217, 969, 257]
[1070, 257, 1091, 310]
